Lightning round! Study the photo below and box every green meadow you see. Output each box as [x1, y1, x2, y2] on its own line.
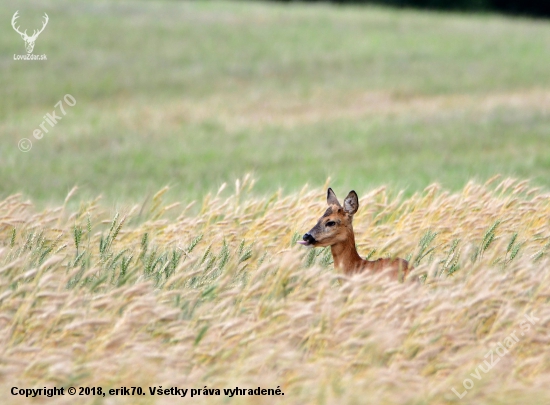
[2, 2, 550, 404]
[1, 0, 549, 206]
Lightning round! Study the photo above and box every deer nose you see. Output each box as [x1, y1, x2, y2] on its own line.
[303, 233, 316, 244]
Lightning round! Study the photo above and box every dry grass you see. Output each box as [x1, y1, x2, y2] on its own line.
[1, 175, 550, 404]
[104, 89, 550, 132]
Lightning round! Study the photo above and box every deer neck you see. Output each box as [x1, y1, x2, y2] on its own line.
[330, 228, 365, 274]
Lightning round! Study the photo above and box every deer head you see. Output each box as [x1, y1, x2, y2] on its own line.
[12, 11, 49, 54]
[299, 188, 359, 248]
[298, 188, 411, 279]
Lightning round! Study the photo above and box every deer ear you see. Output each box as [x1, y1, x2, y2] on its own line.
[327, 188, 341, 207]
[343, 191, 359, 216]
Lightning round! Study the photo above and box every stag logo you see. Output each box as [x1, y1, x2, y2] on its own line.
[11, 10, 49, 54]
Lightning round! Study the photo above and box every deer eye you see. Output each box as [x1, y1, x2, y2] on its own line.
[326, 221, 336, 227]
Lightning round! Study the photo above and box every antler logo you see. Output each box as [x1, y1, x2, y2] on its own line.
[11, 10, 49, 54]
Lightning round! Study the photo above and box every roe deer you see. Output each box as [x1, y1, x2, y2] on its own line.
[298, 188, 410, 281]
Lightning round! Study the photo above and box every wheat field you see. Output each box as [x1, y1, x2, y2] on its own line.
[1, 175, 549, 404]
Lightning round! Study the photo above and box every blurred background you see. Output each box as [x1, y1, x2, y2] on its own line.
[287, 0, 550, 18]
[1, 0, 549, 207]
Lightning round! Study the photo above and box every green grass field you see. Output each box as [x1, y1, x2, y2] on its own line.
[2, 1, 550, 404]
[1, 0, 550, 206]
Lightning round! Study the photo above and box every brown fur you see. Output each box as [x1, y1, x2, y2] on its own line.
[300, 188, 411, 281]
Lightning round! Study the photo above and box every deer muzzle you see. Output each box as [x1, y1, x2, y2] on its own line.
[298, 233, 316, 246]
